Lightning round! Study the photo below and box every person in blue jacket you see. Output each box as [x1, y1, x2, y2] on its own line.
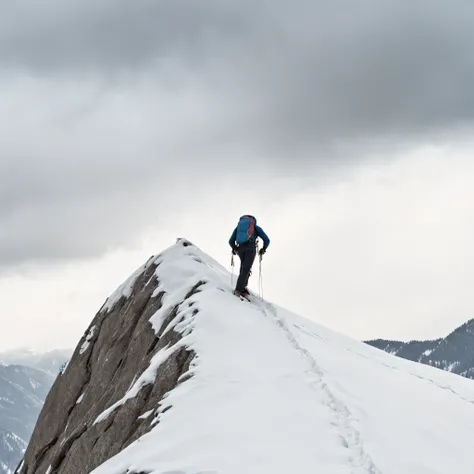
[229, 215, 270, 297]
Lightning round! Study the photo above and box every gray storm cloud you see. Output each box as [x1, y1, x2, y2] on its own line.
[1, 0, 474, 140]
[1, 0, 474, 266]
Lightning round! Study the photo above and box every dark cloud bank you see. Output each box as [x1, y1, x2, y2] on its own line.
[1, 0, 474, 266]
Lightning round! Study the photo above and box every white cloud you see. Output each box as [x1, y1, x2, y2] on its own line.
[1, 146, 473, 350]
[260, 144, 474, 341]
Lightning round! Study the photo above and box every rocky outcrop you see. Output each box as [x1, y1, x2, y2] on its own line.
[16, 240, 197, 474]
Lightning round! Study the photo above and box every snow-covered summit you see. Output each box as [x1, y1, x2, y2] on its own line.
[16, 239, 474, 474]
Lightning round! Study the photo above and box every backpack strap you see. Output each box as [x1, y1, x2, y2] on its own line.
[247, 217, 255, 240]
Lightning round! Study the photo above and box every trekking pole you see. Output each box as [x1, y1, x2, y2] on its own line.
[258, 253, 264, 300]
[231, 253, 235, 287]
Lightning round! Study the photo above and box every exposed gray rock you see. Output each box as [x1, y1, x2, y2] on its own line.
[366, 318, 474, 379]
[16, 245, 197, 474]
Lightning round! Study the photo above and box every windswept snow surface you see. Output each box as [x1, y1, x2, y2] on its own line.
[92, 239, 474, 474]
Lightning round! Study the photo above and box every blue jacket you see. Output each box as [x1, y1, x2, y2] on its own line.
[229, 224, 270, 251]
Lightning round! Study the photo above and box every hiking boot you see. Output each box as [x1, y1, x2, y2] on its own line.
[234, 289, 249, 299]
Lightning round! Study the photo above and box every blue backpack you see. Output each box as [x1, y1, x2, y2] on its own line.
[235, 215, 256, 244]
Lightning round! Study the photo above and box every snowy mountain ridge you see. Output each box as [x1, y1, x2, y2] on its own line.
[0, 349, 69, 473]
[366, 318, 474, 379]
[16, 238, 474, 474]
[0, 365, 53, 474]
[0, 349, 72, 377]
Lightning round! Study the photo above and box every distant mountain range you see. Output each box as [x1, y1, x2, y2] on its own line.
[0, 365, 53, 474]
[0, 349, 71, 474]
[0, 349, 72, 377]
[366, 318, 474, 379]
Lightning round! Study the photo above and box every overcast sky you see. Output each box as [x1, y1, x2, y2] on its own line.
[1, 0, 474, 351]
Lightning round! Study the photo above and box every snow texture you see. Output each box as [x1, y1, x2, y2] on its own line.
[79, 326, 96, 355]
[59, 359, 70, 375]
[137, 410, 154, 420]
[90, 239, 474, 474]
[447, 361, 460, 372]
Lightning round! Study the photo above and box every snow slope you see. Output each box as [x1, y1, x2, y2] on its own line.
[89, 239, 474, 474]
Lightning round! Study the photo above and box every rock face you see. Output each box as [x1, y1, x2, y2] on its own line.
[366, 318, 474, 379]
[16, 239, 196, 474]
[0, 365, 53, 474]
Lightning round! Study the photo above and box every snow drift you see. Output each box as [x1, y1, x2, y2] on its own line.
[16, 239, 474, 474]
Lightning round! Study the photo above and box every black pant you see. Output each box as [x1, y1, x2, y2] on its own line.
[236, 242, 257, 292]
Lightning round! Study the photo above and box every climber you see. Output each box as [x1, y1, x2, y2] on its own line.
[229, 215, 270, 297]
